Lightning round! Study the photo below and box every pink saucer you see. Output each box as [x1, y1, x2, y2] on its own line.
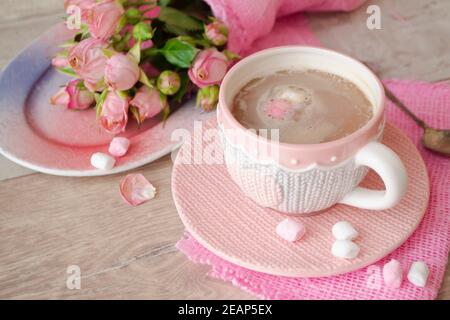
[172, 120, 429, 277]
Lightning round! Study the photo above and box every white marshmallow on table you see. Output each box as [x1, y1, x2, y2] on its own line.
[109, 137, 130, 157]
[90, 152, 116, 170]
[332, 221, 358, 240]
[276, 218, 306, 242]
[331, 240, 360, 259]
[407, 261, 429, 287]
[383, 259, 403, 288]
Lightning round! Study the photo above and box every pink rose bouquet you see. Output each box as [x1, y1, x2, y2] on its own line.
[51, 0, 239, 134]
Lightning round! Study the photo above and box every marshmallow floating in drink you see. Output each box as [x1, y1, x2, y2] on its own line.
[262, 86, 312, 120]
[90, 152, 116, 170]
[276, 218, 306, 242]
[407, 261, 429, 287]
[109, 137, 130, 157]
[273, 85, 312, 106]
[263, 99, 293, 120]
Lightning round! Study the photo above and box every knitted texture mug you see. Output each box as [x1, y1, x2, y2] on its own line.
[217, 47, 408, 214]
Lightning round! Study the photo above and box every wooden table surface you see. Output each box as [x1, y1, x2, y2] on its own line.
[0, 0, 449, 299]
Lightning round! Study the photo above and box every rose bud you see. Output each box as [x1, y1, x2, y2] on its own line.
[125, 7, 142, 25]
[188, 48, 229, 88]
[130, 86, 167, 123]
[50, 79, 95, 110]
[120, 173, 156, 206]
[196, 85, 219, 112]
[52, 56, 69, 68]
[86, 0, 124, 40]
[105, 53, 140, 91]
[157, 70, 181, 95]
[99, 91, 129, 134]
[68, 38, 108, 92]
[205, 19, 228, 46]
[141, 40, 153, 50]
[50, 87, 69, 107]
[64, 0, 96, 24]
[140, 4, 160, 19]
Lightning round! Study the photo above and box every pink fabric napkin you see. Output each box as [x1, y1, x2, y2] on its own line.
[204, 0, 366, 54]
[177, 1, 450, 299]
[178, 79, 450, 299]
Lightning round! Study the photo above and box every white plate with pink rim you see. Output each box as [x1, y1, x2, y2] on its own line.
[0, 23, 214, 177]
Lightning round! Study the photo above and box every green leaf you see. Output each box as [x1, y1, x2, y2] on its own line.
[58, 40, 77, 48]
[116, 90, 128, 100]
[101, 48, 115, 58]
[95, 90, 108, 119]
[125, 8, 142, 25]
[130, 106, 142, 125]
[163, 24, 189, 36]
[133, 22, 153, 41]
[141, 47, 159, 59]
[158, 0, 171, 7]
[157, 7, 203, 32]
[56, 67, 77, 77]
[116, 15, 128, 33]
[161, 97, 170, 125]
[160, 38, 198, 68]
[139, 70, 154, 88]
[128, 40, 141, 63]
[223, 49, 241, 61]
[173, 71, 189, 103]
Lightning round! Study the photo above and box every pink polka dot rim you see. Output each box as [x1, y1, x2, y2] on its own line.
[172, 121, 429, 277]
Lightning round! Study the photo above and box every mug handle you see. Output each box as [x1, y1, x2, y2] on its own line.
[338, 141, 408, 210]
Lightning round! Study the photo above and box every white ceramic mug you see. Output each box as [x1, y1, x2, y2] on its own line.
[217, 46, 408, 215]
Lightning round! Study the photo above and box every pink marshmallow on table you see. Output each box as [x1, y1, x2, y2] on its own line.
[276, 218, 306, 242]
[383, 259, 403, 288]
[109, 137, 130, 157]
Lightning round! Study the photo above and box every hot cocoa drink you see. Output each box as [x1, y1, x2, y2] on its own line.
[232, 69, 373, 144]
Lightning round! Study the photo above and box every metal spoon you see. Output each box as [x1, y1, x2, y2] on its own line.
[383, 85, 450, 155]
[363, 62, 450, 155]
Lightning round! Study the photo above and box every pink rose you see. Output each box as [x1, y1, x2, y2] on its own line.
[64, 0, 95, 23]
[188, 49, 229, 88]
[50, 79, 95, 110]
[87, 0, 124, 40]
[99, 91, 129, 134]
[141, 5, 160, 19]
[130, 86, 167, 123]
[105, 53, 140, 91]
[205, 20, 228, 46]
[68, 38, 108, 91]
